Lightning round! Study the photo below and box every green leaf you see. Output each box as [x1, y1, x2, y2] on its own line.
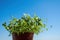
[2, 13, 47, 35]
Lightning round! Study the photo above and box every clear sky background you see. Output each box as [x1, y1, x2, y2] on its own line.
[0, 0, 60, 40]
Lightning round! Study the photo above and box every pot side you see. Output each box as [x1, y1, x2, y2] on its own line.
[12, 32, 34, 40]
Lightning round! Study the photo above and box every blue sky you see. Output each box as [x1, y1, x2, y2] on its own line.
[0, 0, 60, 40]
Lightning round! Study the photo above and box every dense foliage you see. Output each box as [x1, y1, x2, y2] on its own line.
[2, 14, 46, 35]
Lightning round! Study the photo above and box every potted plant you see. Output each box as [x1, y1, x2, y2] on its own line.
[2, 14, 47, 40]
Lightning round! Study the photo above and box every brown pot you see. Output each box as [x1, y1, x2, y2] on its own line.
[12, 32, 34, 40]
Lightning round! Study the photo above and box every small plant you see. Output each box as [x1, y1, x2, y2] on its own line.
[2, 14, 47, 35]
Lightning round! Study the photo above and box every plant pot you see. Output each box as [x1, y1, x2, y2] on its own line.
[12, 32, 34, 40]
